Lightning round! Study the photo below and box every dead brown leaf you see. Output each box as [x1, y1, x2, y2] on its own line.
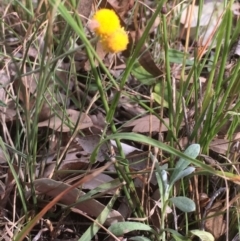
[178, 2, 226, 47]
[108, 0, 135, 15]
[54, 151, 89, 180]
[13, 67, 39, 98]
[38, 109, 93, 132]
[126, 150, 148, 171]
[135, 29, 163, 78]
[90, 112, 106, 130]
[77, 0, 93, 22]
[84, 41, 107, 71]
[0, 69, 16, 122]
[209, 138, 229, 155]
[116, 94, 146, 117]
[82, 173, 115, 194]
[34, 178, 124, 226]
[123, 115, 181, 133]
[76, 135, 110, 162]
[0, 148, 7, 164]
[205, 202, 226, 239]
[0, 180, 5, 198]
[0, 165, 17, 208]
[55, 62, 71, 87]
[16, 162, 113, 241]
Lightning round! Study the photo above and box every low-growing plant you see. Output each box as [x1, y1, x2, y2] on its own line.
[107, 144, 214, 241]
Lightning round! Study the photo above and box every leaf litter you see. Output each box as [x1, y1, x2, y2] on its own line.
[0, 0, 240, 240]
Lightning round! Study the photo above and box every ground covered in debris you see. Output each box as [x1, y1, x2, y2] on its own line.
[1, 0, 240, 240]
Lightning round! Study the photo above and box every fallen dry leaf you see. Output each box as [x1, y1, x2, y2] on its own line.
[34, 178, 124, 226]
[116, 94, 146, 117]
[0, 148, 7, 164]
[38, 109, 93, 132]
[77, 0, 93, 23]
[209, 138, 229, 155]
[177, 1, 238, 47]
[205, 202, 226, 239]
[0, 69, 16, 122]
[126, 150, 148, 171]
[110, 0, 135, 15]
[90, 112, 106, 130]
[84, 41, 107, 71]
[82, 173, 115, 194]
[123, 115, 183, 133]
[53, 150, 89, 179]
[0, 165, 17, 208]
[76, 135, 110, 162]
[110, 140, 142, 155]
[13, 66, 39, 97]
[136, 31, 163, 78]
[37, 92, 69, 122]
[0, 180, 5, 197]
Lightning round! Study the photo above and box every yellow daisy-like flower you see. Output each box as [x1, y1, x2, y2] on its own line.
[92, 9, 121, 37]
[101, 28, 129, 53]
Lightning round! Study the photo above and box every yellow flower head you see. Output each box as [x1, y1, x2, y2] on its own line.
[101, 28, 129, 53]
[90, 8, 129, 53]
[91, 9, 121, 37]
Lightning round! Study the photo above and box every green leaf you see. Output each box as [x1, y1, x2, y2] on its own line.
[153, 158, 169, 198]
[175, 144, 200, 170]
[79, 191, 119, 241]
[152, 92, 169, 108]
[169, 166, 195, 186]
[153, 83, 169, 108]
[190, 230, 214, 241]
[227, 111, 240, 116]
[161, 49, 194, 65]
[108, 222, 157, 236]
[131, 63, 156, 85]
[129, 236, 152, 241]
[171, 235, 189, 241]
[76, 178, 121, 204]
[170, 196, 196, 212]
[0, 101, 7, 107]
[172, 234, 190, 241]
[153, 82, 182, 109]
[165, 228, 191, 241]
[170, 144, 200, 187]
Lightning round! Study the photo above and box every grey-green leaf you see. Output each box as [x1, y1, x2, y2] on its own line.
[169, 167, 195, 186]
[154, 161, 169, 196]
[108, 222, 156, 236]
[170, 144, 200, 187]
[170, 196, 196, 212]
[131, 63, 156, 85]
[165, 228, 191, 241]
[171, 235, 191, 241]
[161, 49, 194, 65]
[175, 144, 200, 170]
[190, 230, 214, 241]
[129, 236, 152, 241]
[0, 101, 7, 107]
